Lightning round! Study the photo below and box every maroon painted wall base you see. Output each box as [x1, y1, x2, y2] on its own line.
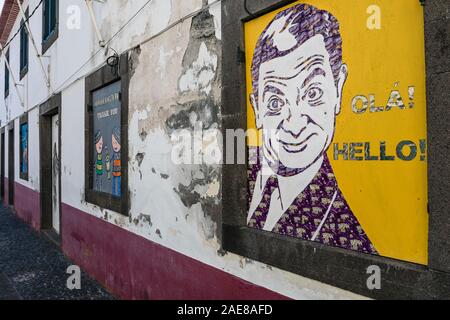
[2, 181, 288, 300]
[14, 182, 41, 231]
[61, 203, 288, 300]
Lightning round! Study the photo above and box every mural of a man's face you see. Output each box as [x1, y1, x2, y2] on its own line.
[251, 22, 348, 174]
[96, 136, 103, 154]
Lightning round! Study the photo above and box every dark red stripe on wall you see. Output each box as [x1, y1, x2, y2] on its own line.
[14, 182, 40, 231]
[61, 203, 289, 300]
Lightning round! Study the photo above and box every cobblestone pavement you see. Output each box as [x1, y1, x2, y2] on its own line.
[0, 205, 114, 300]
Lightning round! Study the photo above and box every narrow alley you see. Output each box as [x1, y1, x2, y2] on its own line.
[0, 205, 112, 300]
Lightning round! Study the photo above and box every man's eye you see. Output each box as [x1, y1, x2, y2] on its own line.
[305, 87, 324, 103]
[267, 97, 285, 112]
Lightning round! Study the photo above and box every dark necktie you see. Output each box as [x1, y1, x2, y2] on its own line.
[248, 175, 279, 230]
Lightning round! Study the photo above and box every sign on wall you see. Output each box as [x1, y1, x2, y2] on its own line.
[245, 0, 428, 264]
[92, 81, 122, 197]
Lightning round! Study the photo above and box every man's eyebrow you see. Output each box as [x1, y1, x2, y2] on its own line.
[262, 84, 285, 101]
[263, 54, 325, 82]
[295, 54, 324, 72]
[301, 67, 326, 89]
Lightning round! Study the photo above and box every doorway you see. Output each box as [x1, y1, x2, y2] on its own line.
[51, 115, 60, 234]
[8, 127, 14, 206]
[40, 94, 62, 241]
[1, 130, 5, 202]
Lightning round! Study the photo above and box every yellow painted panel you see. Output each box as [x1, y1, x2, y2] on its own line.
[245, 0, 428, 265]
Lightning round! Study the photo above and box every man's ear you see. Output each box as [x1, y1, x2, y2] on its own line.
[335, 63, 348, 115]
[250, 93, 262, 129]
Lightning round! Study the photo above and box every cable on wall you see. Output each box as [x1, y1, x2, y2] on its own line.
[0, 0, 44, 53]
[3, 0, 222, 124]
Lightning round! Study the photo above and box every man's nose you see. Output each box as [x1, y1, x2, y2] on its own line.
[281, 105, 309, 138]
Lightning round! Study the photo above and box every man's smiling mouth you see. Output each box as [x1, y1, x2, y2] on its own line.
[278, 133, 317, 153]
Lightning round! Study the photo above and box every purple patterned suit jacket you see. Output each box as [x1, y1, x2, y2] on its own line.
[247, 148, 377, 255]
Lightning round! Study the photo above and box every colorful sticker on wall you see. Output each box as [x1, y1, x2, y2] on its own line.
[245, 0, 428, 265]
[20, 123, 28, 176]
[92, 81, 122, 197]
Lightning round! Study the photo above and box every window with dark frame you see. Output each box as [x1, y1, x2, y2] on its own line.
[19, 114, 29, 181]
[42, 0, 58, 54]
[85, 53, 129, 216]
[92, 81, 122, 197]
[20, 9, 29, 79]
[4, 49, 9, 99]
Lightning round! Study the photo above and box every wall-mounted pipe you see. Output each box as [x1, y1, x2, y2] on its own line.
[85, 0, 107, 49]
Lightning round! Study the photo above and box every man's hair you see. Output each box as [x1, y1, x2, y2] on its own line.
[112, 127, 121, 145]
[251, 3, 343, 100]
[94, 130, 102, 144]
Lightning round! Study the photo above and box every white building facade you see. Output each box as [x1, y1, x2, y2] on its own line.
[2, 0, 448, 300]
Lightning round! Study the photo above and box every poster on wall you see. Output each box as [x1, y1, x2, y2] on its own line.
[20, 123, 28, 176]
[245, 0, 428, 265]
[92, 80, 122, 197]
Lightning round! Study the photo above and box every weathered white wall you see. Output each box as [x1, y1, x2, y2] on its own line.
[0, 0, 95, 190]
[1, 0, 366, 299]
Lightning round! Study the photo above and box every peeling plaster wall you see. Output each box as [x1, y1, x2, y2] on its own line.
[1, 0, 366, 299]
[62, 1, 364, 300]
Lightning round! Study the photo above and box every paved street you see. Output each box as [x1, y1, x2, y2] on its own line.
[0, 205, 113, 300]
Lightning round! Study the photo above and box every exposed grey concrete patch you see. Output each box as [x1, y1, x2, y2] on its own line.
[135, 152, 145, 167]
[183, 10, 217, 66]
[200, 194, 221, 240]
[160, 173, 169, 180]
[103, 210, 108, 221]
[166, 6, 223, 242]
[129, 46, 142, 80]
[133, 213, 153, 227]
[217, 248, 228, 257]
[173, 163, 221, 240]
[175, 184, 201, 208]
[139, 129, 148, 141]
[165, 98, 218, 134]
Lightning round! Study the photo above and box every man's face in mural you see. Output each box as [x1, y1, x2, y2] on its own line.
[251, 35, 348, 173]
[112, 134, 121, 153]
[96, 136, 103, 154]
